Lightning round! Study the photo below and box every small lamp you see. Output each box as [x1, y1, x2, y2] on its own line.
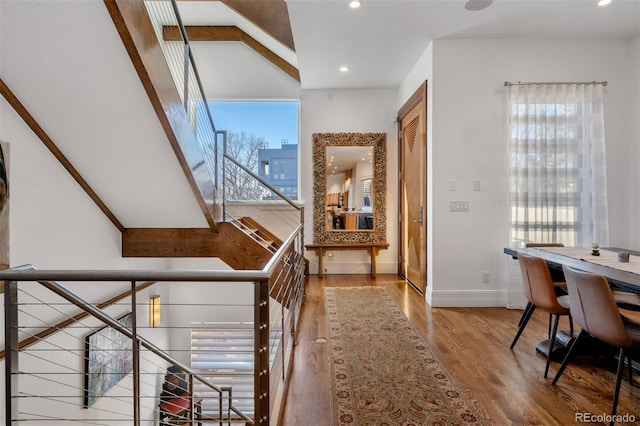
[149, 295, 161, 327]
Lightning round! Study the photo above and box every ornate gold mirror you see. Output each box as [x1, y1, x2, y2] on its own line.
[312, 133, 386, 244]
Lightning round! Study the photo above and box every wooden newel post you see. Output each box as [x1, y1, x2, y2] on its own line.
[254, 279, 270, 425]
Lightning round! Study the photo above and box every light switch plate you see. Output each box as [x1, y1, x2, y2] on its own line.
[450, 200, 469, 212]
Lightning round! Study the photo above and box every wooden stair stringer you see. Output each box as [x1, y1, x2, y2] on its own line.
[238, 216, 283, 252]
[210, 222, 273, 270]
[121, 225, 271, 270]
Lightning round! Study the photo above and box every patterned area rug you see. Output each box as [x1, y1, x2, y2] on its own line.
[325, 287, 486, 425]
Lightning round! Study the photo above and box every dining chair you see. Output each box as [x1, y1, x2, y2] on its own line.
[552, 266, 640, 425]
[612, 289, 640, 311]
[510, 253, 573, 378]
[518, 243, 567, 337]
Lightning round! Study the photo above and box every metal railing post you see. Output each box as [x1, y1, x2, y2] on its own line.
[254, 279, 270, 426]
[221, 130, 228, 220]
[5, 279, 18, 424]
[131, 281, 141, 426]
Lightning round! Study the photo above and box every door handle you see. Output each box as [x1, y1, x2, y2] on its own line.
[413, 206, 423, 225]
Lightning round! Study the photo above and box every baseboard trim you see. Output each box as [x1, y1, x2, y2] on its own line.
[426, 289, 507, 307]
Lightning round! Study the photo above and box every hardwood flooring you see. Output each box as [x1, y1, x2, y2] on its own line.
[278, 274, 640, 425]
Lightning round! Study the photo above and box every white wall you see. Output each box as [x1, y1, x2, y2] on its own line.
[424, 38, 639, 307]
[0, 2, 247, 422]
[633, 34, 640, 246]
[0, 0, 207, 230]
[300, 89, 398, 274]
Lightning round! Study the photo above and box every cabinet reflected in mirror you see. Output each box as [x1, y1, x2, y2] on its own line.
[325, 146, 374, 231]
[312, 132, 387, 244]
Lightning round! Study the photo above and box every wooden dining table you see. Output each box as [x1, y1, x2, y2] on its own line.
[504, 246, 640, 365]
[504, 246, 640, 296]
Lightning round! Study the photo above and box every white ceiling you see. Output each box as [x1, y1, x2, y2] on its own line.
[178, 0, 640, 96]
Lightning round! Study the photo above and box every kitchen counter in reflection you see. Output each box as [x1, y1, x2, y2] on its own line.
[327, 209, 373, 230]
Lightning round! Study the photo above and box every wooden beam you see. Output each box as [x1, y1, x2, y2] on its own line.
[0, 79, 125, 232]
[122, 223, 271, 269]
[163, 25, 300, 82]
[220, 0, 295, 52]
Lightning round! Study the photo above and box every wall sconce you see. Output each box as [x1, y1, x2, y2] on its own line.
[149, 295, 161, 328]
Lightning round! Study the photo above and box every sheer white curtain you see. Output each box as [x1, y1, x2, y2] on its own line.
[508, 83, 608, 247]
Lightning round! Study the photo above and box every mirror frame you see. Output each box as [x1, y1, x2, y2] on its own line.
[312, 132, 387, 244]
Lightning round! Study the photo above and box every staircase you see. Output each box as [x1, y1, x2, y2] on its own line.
[231, 216, 283, 254]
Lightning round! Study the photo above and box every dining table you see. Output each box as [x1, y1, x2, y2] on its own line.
[504, 246, 640, 296]
[503, 245, 640, 366]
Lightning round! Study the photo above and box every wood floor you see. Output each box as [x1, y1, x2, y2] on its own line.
[278, 274, 640, 425]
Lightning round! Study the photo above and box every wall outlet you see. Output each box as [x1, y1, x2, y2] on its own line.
[482, 271, 490, 284]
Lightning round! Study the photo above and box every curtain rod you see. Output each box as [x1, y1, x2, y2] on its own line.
[504, 80, 608, 87]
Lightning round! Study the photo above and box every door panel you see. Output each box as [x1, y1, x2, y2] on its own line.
[399, 87, 427, 294]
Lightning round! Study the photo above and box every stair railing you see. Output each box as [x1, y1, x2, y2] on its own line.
[144, 0, 222, 221]
[3, 265, 254, 425]
[2, 225, 304, 425]
[220, 130, 304, 244]
[143, 1, 304, 238]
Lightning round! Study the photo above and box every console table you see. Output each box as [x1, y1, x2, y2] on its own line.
[306, 242, 389, 278]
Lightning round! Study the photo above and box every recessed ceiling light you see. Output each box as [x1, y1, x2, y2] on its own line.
[597, 0, 611, 5]
[464, 0, 492, 11]
[349, 1, 362, 8]
[340, 66, 349, 72]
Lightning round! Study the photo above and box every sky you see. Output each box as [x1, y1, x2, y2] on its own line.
[208, 101, 299, 149]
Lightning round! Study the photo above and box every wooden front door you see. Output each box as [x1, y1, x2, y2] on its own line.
[398, 83, 427, 294]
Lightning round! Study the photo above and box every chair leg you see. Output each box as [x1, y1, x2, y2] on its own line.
[544, 313, 561, 378]
[611, 347, 626, 426]
[548, 313, 552, 338]
[511, 304, 536, 349]
[569, 315, 574, 336]
[518, 301, 534, 327]
[552, 329, 587, 385]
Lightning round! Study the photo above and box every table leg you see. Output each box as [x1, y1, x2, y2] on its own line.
[370, 248, 378, 277]
[317, 248, 324, 278]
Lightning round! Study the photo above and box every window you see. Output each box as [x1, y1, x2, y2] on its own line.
[361, 178, 372, 211]
[507, 84, 608, 247]
[190, 324, 281, 416]
[209, 101, 299, 201]
[260, 160, 270, 176]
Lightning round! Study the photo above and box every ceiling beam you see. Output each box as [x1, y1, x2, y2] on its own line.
[163, 25, 300, 82]
[220, 0, 295, 52]
[176, 0, 295, 51]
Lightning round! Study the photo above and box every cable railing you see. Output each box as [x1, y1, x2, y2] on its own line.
[2, 226, 305, 425]
[144, 0, 221, 219]
[219, 131, 304, 245]
[144, 0, 303, 236]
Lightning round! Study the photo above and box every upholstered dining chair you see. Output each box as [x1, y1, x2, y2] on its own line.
[552, 266, 640, 425]
[510, 253, 573, 378]
[518, 243, 567, 336]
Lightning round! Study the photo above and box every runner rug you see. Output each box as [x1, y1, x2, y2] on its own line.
[325, 287, 485, 425]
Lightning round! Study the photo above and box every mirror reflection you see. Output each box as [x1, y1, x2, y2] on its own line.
[325, 146, 374, 231]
